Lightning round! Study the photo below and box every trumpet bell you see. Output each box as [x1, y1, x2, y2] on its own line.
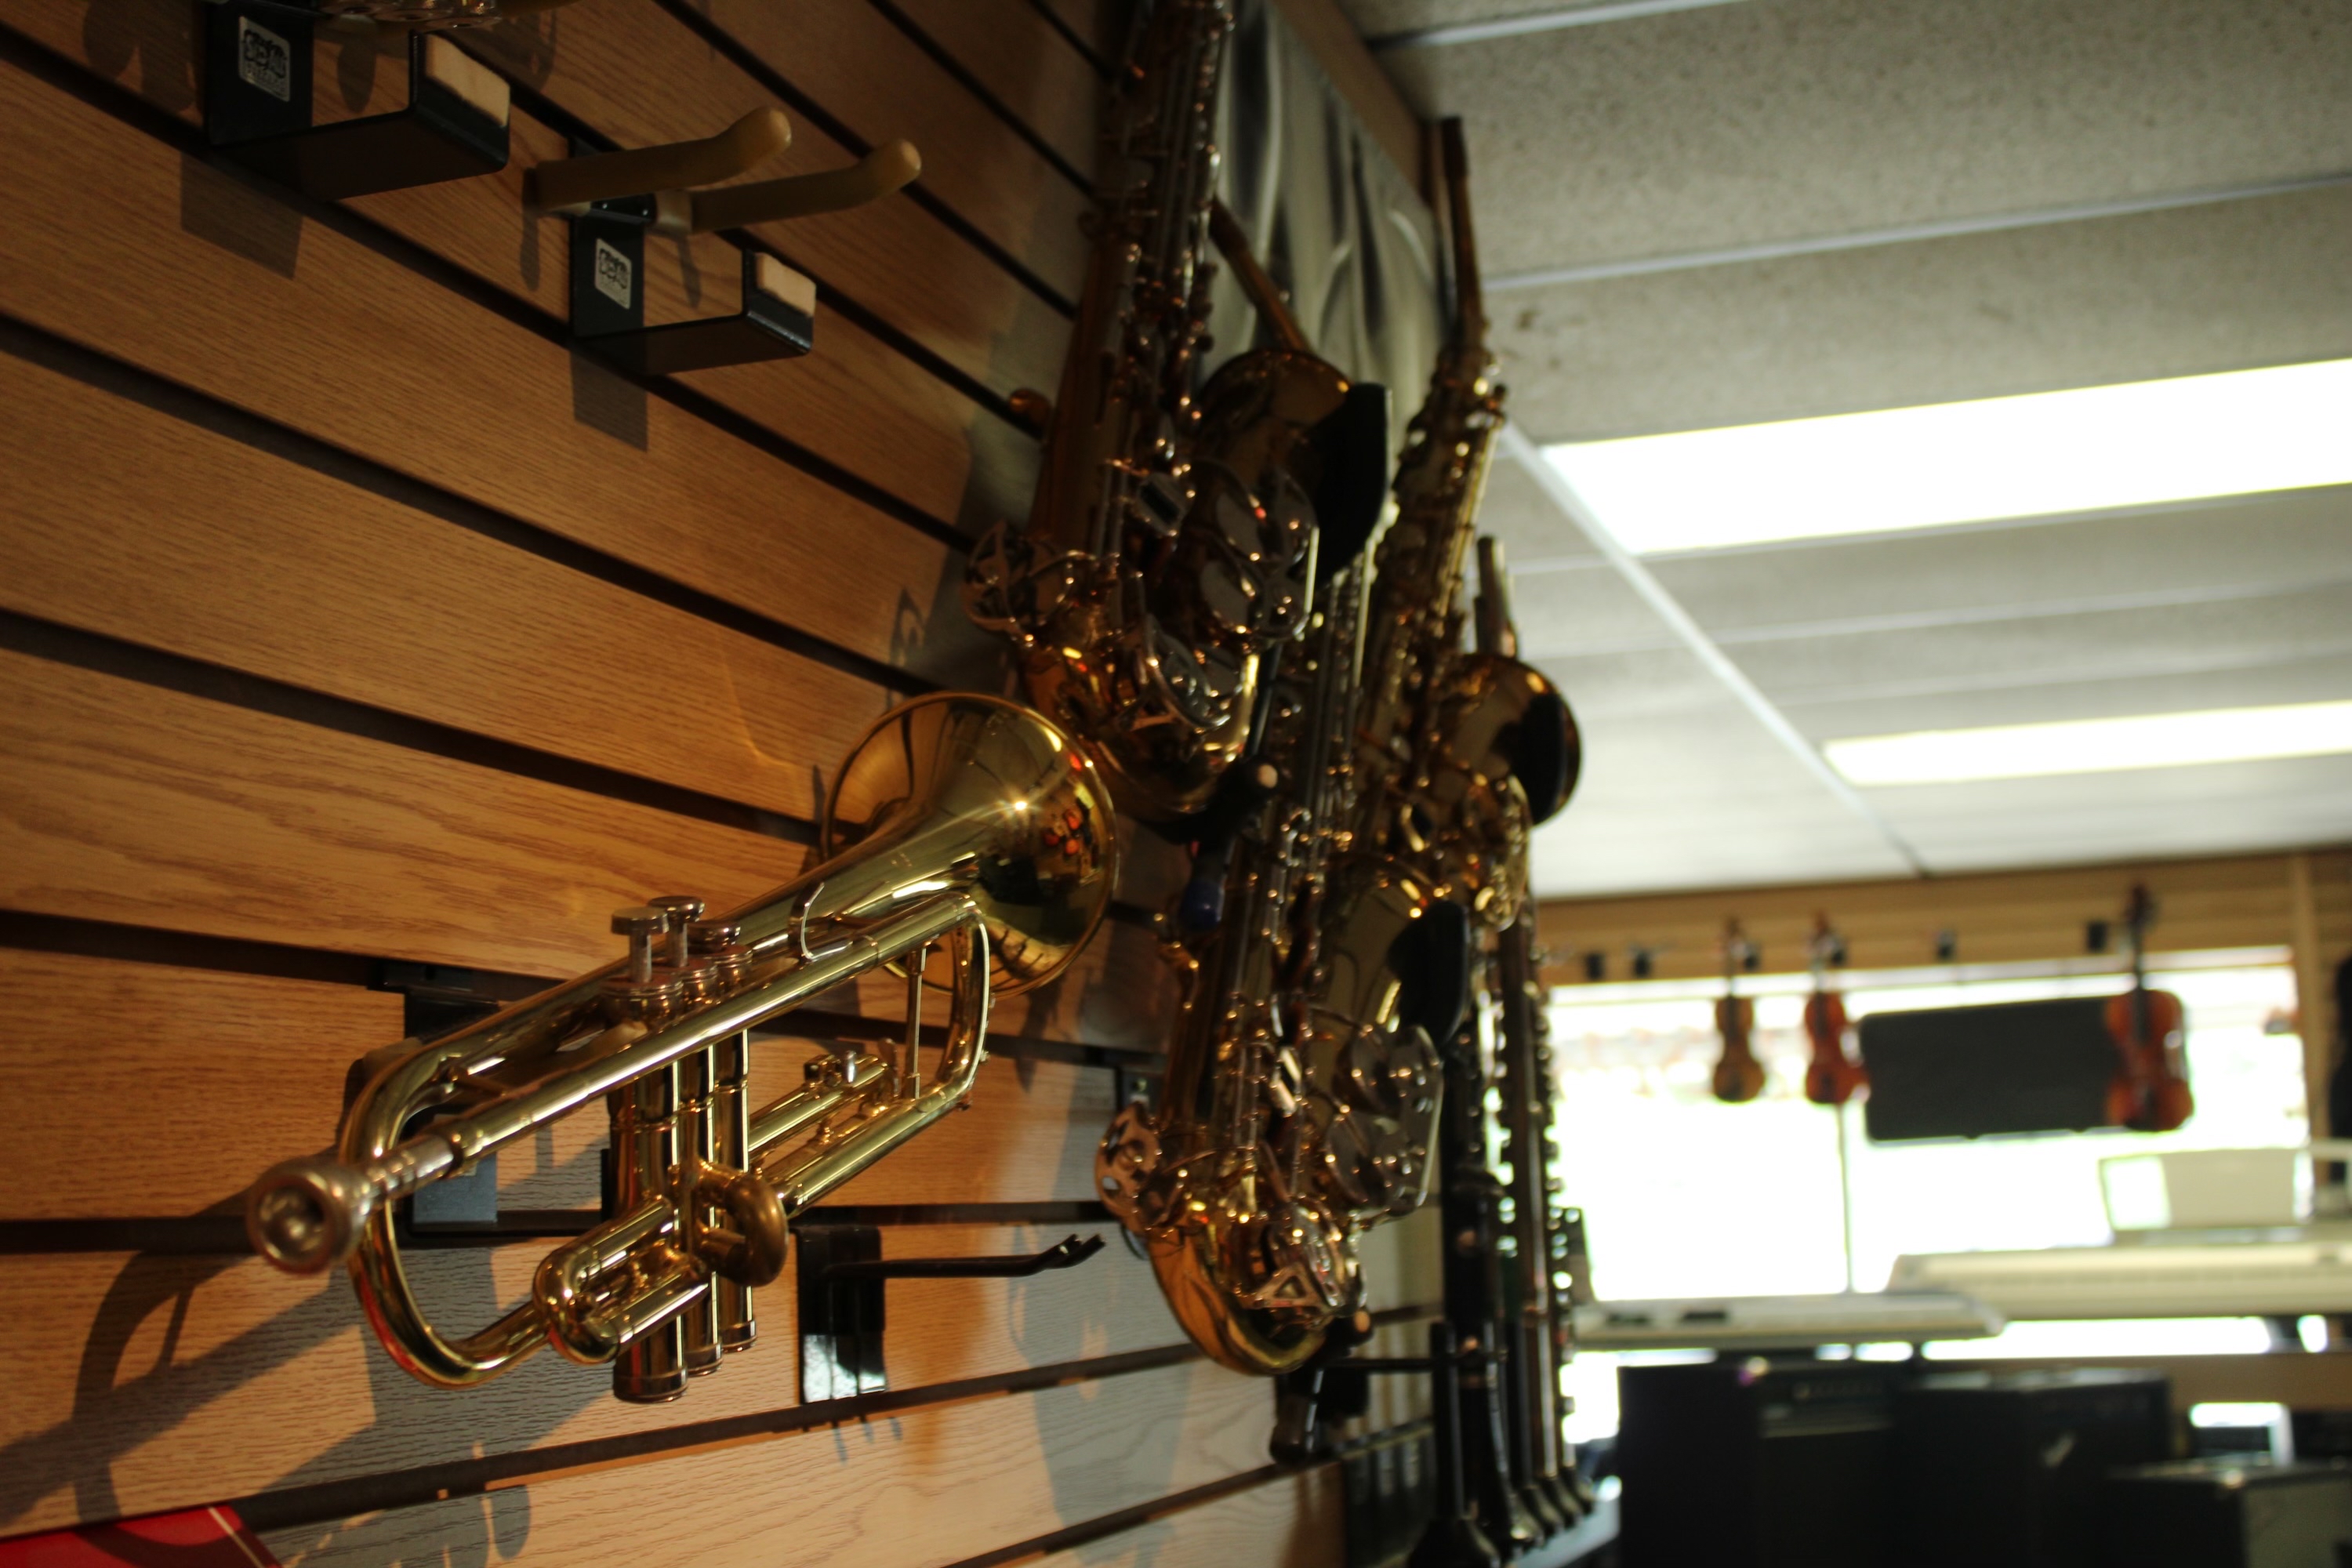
[821, 692, 1117, 996]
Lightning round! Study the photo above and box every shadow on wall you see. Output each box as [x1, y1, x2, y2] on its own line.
[0, 1125, 605, 1559]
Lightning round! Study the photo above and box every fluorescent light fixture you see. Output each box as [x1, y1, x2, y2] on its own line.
[1824, 700, 2352, 787]
[1544, 359, 2352, 554]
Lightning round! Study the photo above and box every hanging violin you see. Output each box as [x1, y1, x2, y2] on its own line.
[2104, 884, 2194, 1133]
[1802, 916, 1867, 1107]
[1711, 921, 1765, 1104]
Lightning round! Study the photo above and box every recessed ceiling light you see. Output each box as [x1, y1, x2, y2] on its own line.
[1824, 701, 2352, 787]
[1544, 359, 2352, 554]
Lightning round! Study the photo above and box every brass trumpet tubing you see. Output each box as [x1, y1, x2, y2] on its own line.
[708, 1029, 757, 1352]
[352, 1217, 548, 1386]
[677, 1047, 724, 1377]
[245, 694, 1116, 1400]
[755, 923, 989, 1214]
[746, 1075, 862, 1155]
[612, 1058, 690, 1402]
[295, 898, 980, 1388]
[350, 894, 973, 1221]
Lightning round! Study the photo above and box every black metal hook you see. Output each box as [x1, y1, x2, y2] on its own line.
[818, 1232, 1105, 1282]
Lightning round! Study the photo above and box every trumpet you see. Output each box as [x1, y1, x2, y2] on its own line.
[245, 694, 1116, 1403]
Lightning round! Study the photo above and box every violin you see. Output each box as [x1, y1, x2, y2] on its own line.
[2103, 885, 2193, 1132]
[1711, 922, 1766, 1104]
[1802, 916, 1868, 1107]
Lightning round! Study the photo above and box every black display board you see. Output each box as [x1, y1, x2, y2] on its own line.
[1857, 996, 2122, 1141]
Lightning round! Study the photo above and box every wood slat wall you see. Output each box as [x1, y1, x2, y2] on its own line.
[0, 2, 1436, 1562]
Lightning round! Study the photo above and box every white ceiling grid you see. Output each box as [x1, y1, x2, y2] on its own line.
[1338, 0, 2352, 895]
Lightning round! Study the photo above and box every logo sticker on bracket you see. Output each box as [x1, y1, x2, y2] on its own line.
[237, 16, 292, 103]
[593, 238, 635, 309]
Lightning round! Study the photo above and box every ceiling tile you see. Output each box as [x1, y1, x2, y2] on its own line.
[1531, 697, 1916, 895]
[1384, 0, 2352, 274]
[1537, 645, 1722, 720]
[1490, 183, 2352, 439]
[1867, 755, 2352, 872]
[1725, 581, 2352, 714]
[1341, 0, 1629, 38]
[1779, 652, 2352, 741]
[1512, 564, 1670, 662]
[1646, 488, 2352, 637]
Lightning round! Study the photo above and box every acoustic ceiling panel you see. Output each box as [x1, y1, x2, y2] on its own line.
[1862, 756, 2352, 873]
[1530, 700, 1916, 894]
[1512, 564, 1675, 663]
[1780, 654, 2352, 743]
[1722, 582, 2352, 713]
[1376, 0, 2352, 274]
[1490, 183, 2352, 440]
[1646, 488, 2352, 638]
[1340, 0, 2352, 893]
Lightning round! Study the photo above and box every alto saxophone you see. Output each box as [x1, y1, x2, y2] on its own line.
[964, 0, 1388, 823]
[1097, 118, 1580, 1376]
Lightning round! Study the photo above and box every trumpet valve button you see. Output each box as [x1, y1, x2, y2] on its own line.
[611, 905, 670, 985]
[650, 895, 706, 967]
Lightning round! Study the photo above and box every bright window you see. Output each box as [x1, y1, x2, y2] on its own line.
[1545, 957, 2308, 1441]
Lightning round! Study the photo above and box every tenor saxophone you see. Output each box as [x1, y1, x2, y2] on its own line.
[1097, 119, 1581, 1376]
[964, 0, 1389, 824]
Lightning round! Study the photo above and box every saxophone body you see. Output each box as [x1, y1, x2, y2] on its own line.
[1095, 118, 1581, 1377]
[964, 0, 1385, 822]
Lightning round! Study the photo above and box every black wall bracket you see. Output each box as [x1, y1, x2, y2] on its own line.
[569, 198, 815, 375]
[205, 4, 510, 198]
[797, 1225, 1105, 1403]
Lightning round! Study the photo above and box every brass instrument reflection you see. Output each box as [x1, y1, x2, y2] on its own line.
[964, 0, 1390, 824]
[245, 695, 1116, 1403]
[1090, 107, 1581, 1375]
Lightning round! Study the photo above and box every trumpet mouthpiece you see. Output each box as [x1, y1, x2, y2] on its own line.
[247, 1156, 373, 1274]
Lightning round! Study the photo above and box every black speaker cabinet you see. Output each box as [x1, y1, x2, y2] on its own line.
[1617, 1358, 1900, 1568]
[1894, 1368, 2172, 1567]
[2103, 1459, 2352, 1568]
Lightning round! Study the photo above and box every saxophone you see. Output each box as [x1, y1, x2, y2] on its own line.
[964, 0, 1389, 823]
[1096, 117, 1580, 1376]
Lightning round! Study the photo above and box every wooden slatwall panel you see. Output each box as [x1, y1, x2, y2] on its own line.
[0, 1, 1432, 1560]
[1032, 1469, 1348, 1568]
